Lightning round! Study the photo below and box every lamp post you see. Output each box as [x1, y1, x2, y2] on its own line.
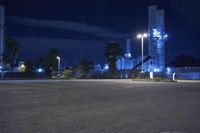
[56, 56, 61, 77]
[137, 33, 147, 73]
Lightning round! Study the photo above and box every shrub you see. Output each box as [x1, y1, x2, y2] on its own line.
[62, 69, 73, 78]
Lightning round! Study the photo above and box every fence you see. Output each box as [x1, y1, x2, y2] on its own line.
[175, 67, 200, 80]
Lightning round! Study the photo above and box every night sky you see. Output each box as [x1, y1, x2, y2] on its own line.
[1, 0, 200, 66]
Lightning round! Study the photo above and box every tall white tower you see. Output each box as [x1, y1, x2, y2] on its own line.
[148, 5, 167, 72]
[125, 38, 132, 58]
[0, 5, 5, 66]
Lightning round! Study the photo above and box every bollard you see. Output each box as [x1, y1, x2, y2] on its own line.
[172, 73, 176, 81]
[150, 72, 153, 79]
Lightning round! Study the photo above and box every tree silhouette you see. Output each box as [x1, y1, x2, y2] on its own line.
[104, 41, 123, 74]
[24, 59, 34, 73]
[171, 55, 198, 67]
[35, 48, 60, 76]
[3, 37, 20, 71]
[77, 59, 93, 77]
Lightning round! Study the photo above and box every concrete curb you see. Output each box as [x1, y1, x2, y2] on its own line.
[177, 80, 200, 83]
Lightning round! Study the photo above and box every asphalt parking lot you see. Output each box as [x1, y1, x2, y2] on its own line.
[0, 79, 200, 133]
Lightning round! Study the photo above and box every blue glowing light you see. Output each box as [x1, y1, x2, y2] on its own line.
[125, 53, 132, 58]
[153, 29, 168, 40]
[154, 68, 160, 72]
[167, 67, 171, 73]
[104, 64, 109, 70]
[164, 34, 168, 38]
[153, 29, 161, 38]
[0, 66, 2, 69]
[37, 68, 44, 73]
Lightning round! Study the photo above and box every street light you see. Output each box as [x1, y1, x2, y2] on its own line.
[137, 33, 148, 73]
[56, 56, 61, 77]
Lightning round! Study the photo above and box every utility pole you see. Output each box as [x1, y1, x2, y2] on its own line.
[0, 5, 5, 66]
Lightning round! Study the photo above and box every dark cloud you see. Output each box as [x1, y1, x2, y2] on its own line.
[2, 0, 200, 63]
[8, 16, 128, 39]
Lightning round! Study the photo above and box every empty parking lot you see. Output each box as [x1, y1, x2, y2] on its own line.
[0, 79, 200, 133]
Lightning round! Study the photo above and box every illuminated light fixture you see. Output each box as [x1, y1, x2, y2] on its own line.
[153, 29, 160, 37]
[137, 33, 148, 73]
[164, 34, 168, 38]
[137, 34, 142, 39]
[0, 66, 2, 69]
[125, 53, 131, 58]
[154, 68, 160, 72]
[56, 56, 61, 77]
[20, 64, 25, 69]
[104, 64, 109, 70]
[128, 53, 131, 58]
[37, 68, 44, 73]
[167, 67, 171, 73]
[143, 33, 148, 38]
[153, 29, 162, 39]
[153, 29, 168, 40]
[137, 33, 148, 39]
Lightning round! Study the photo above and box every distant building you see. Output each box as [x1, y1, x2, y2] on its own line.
[116, 39, 135, 70]
[148, 5, 167, 72]
[116, 38, 149, 71]
[117, 5, 167, 73]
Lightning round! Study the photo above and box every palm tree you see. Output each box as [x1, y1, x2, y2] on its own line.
[104, 41, 123, 74]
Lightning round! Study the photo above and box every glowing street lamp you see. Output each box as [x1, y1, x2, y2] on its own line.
[56, 56, 61, 77]
[137, 33, 148, 73]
